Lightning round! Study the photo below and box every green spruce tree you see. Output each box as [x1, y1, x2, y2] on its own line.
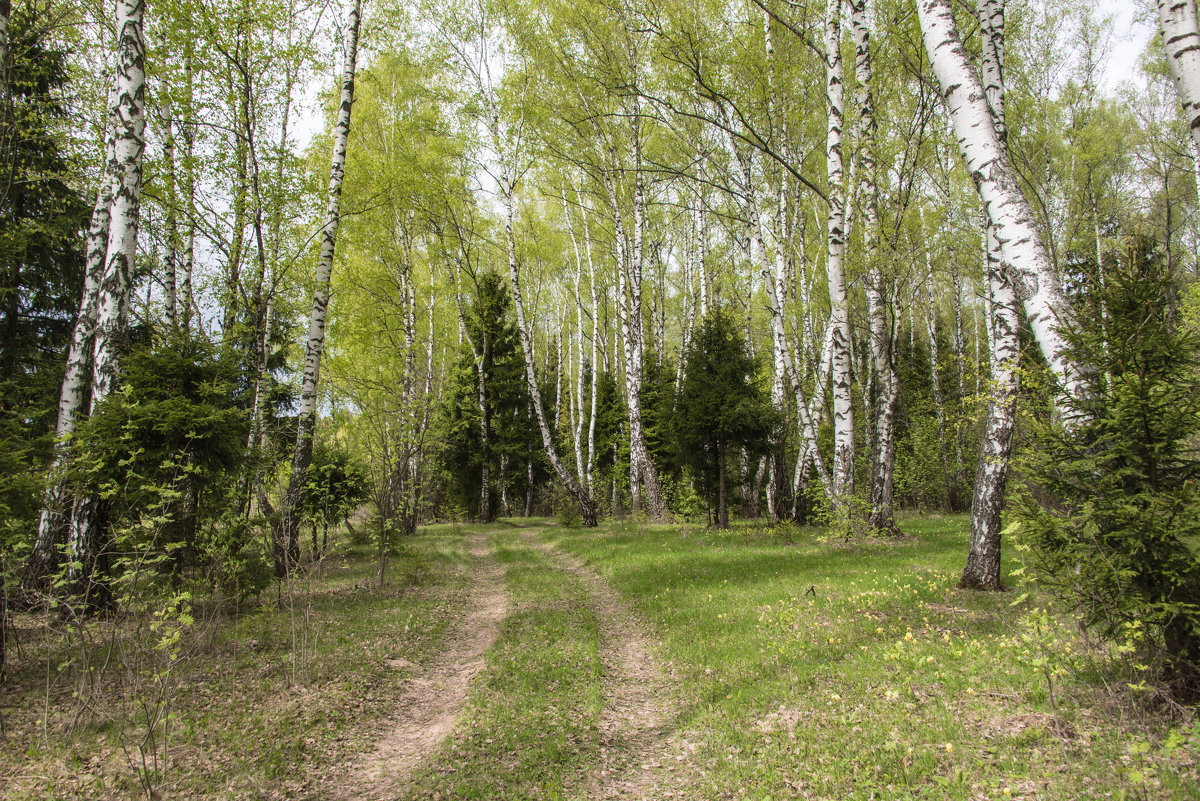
[1017, 238, 1200, 699]
[674, 309, 777, 529]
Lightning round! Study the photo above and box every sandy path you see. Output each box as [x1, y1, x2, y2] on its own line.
[519, 527, 676, 800]
[324, 530, 507, 800]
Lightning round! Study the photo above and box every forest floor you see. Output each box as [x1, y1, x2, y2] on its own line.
[3, 514, 1200, 799]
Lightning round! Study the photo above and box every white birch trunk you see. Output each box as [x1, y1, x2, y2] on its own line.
[562, 187, 589, 488]
[917, 0, 1082, 404]
[1159, 0, 1200, 155]
[850, 0, 899, 534]
[278, 0, 360, 574]
[919, 223, 953, 508]
[960, 0, 1020, 590]
[582, 191, 600, 496]
[627, 117, 668, 520]
[90, 0, 146, 410]
[963, 232, 1019, 589]
[30, 145, 115, 580]
[67, 0, 146, 601]
[826, 0, 855, 500]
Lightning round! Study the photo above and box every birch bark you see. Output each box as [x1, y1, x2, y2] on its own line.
[963, 231, 1020, 589]
[1159, 0, 1200, 155]
[917, 0, 1082, 403]
[277, 0, 360, 575]
[67, 0, 147, 603]
[959, 0, 1020, 590]
[29, 134, 116, 583]
[825, 0, 855, 500]
[848, 0, 899, 534]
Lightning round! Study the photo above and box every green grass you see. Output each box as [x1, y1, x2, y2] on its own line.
[405, 526, 602, 799]
[6, 514, 1199, 800]
[543, 514, 1200, 800]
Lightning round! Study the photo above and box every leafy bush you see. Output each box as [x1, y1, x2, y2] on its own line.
[1015, 242, 1200, 699]
[555, 504, 583, 528]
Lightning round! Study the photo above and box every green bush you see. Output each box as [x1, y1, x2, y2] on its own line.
[1016, 242, 1200, 699]
[555, 504, 583, 528]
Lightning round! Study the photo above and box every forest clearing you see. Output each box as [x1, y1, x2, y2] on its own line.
[5, 0, 1200, 796]
[4, 517, 1200, 799]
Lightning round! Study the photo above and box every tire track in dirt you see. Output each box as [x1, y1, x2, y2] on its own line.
[323, 529, 507, 801]
[518, 526, 677, 800]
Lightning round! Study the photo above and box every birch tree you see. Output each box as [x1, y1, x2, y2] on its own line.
[1159, 0, 1200, 156]
[916, 0, 1082, 404]
[277, 0, 360, 575]
[849, 0, 899, 535]
[67, 0, 147, 603]
[825, 0, 855, 501]
[959, 0, 1019, 590]
[28, 151, 113, 583]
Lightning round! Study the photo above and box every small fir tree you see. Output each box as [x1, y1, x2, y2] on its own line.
[674, 309, 777, 529]
[1016, 239, 1200, 699]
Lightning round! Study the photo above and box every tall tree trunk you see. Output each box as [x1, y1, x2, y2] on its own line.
[850, 0, 899, 535]
[29, 142, 114, 585]
[583, 193, 600, 497]
[826, 0, 855, 501]
[1160, 0, 1200, 155]
[960, 0, 1019, 590]
[918, 221, 953, 509]
[628, 135, 668, 521]
[68, 0, 147, 605]
[917, 0, 1083, 405]
[160, 94, 179, 328]
[179, 47, 196, 332]
[277, 0, 360, 576]
[962, 229, 1019, 589]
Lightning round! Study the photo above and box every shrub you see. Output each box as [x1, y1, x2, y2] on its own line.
[1015, 241, 1200, 700]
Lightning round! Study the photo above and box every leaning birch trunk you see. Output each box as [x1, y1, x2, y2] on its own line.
[67, 0, 146, 606]
[277, 0, 360, 576]
[917, 0, 1082, 404]
[825, 0, 855, 501]
[1159, 0, 1200, 155]
[850, 0, 899, 535]
[502, 185, 597, 527]
[960, 0, 1019, 590]
[28, 136, 115, 586]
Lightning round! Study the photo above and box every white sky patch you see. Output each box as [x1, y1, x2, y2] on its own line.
[1099, 0, 1154, 96]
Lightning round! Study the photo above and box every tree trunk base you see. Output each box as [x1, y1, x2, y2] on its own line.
[867, 515, 904, 539]
[956, 569, 1003, 592]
